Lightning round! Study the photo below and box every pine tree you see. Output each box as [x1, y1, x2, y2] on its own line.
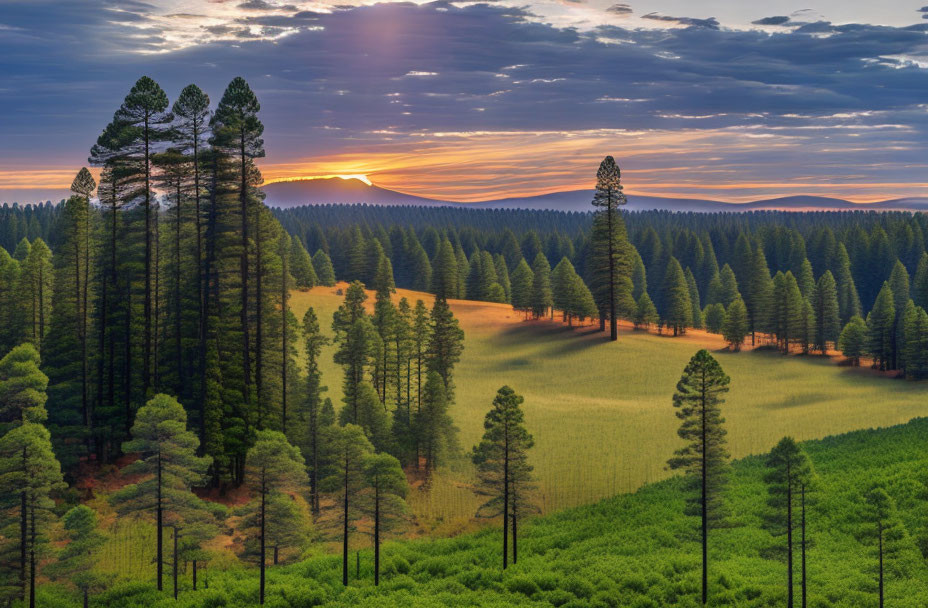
[868, 283, 895, 371]
[431, 239, 458, 300]
[722, 297, 748, 351]
[685, 267, 703, 329]
[509, 259, 534, 317]
[797, 259, 815, 299]
[19, 239, 53, 348]
[0, 250, 23, 354]
[112, 77, 173, 398]
[360, 453, 408, 585]
[0, 422, 65, 607]
[662, 257, 692, 336]
[834, 243, 861, 325]
[0, 344, 49, 426]
[243, 430, 307, 604]
[764, 437, 813, 608]
[887, 261, 909, 370]
[415, 371, 458, 474]
[704, 303, 726, 334]
[902, 304, 928, 379]
[589, 156, 631, 340]
[912, 253, 928, 310]
[811, 271, 840, 354]
[472, 386, 534, 570]
[321, 424, 373, 587]
[746, 246, 774, 345]
[312, 249, 336, 286]
[47, 505, 107, 608]
[289, 238, 317, 289]
[301, 307, 329, 517]
[862, 487, 907, 608]
[111, 394, 211, 591]
[772, 272, 804, 353]
[211, 77, 266, 422]
[530, 253, 553, 320]
[634, 292, 659, 329]
[838, 316, 868, 366]
[426, 298, 464, 403]
[239, 491, 307, 569]
[668, 349, 730, 605]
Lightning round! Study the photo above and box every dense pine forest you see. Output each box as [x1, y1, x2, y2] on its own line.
[3, 75, 928, 608]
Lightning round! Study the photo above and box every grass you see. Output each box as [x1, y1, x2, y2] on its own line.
[289, 284, 928, 529]
[43, 416, 928, 607]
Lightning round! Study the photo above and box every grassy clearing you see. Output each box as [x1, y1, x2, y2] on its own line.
[44, 417, 928, 607]
[288, 284, 928, 528]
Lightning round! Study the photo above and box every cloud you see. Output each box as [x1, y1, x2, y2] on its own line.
[752, 16, 791, 26]
[641, 12, 719, 30]
[237, 0, 297, 10]
[3, 1, 928, 201]
[606, 3, 632, 16]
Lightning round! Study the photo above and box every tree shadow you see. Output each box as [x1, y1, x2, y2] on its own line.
[492, 320, 607, 358]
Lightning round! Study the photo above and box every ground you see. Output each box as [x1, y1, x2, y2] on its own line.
[289, 284, 928, 533]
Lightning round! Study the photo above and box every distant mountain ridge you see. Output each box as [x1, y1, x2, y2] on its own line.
[261, 177, 928, 212]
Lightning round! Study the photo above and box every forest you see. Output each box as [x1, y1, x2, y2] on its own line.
[1, 75, 927, 607]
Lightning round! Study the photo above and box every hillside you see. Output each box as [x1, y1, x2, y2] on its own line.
[44, 417, 928, 607]
[287, 284, 928, 530]
[260, 178, 928, 212]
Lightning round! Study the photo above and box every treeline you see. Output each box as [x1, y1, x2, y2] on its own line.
[0, 76, 333, 487]
[0, 202, 60, 252]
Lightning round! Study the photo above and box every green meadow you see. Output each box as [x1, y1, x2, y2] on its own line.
[289, 284, 928, 529]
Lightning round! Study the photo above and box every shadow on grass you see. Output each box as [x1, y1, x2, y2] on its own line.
[492, 320, 608, 359]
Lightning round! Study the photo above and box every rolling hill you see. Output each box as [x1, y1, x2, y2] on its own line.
[260, 178, 928, 213]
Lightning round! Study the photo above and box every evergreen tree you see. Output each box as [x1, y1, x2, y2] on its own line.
[772, 272, 804, 353]
[18, 239, 53, 348]
[838, 315, 868, 366]
[902, 304, 928, 379]
[722, 296, 749, 351]
[111, 394, 211, 591]
[887, 261, 909, 370]
[764, 437, 813, 608]
[862, 487, 907, 608]
[797, 259, 815, 299]
[360, 453, 408, 585]
[704, 303, 726, 334]
[11, 239, 30, 264]
[493, 254, 511, 302]
[634, 292, 659, 329]
[662, 257, 692, 336]
[47, 505, 107, 608]
[746, 246, 774, 345]
[0, 344, 49, 426]
[301, 307, 330, 517]
[685, 267, 703, 329]
[312, 249, 336, 286]
[289, 237, 317, 289]
[530, 253, 553, 320]
[668, 349, 731, 605]
[589, 156, 631, 340]
[868, 283, 895, 371]
[509, 259, 534, 317]
[912, 253, 928, 310]
[834, 243, 862, 325]
[0, 422, 65, 607]
[472, 386, 534, 570]
[321, 424, 373, 587]
[415, 371, 458, 474]
[431, 239, 458, 300]
[811, 271, 840, 354]
[243, 430, 307, 604]
[0, 250, 23, 354]
[426, 298, 464, 403]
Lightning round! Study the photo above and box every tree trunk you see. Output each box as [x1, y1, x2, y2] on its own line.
[801, 484, 807, 608]
[260, 476, 266, 604]
[193, 559, 197, 591]
[342, 455, 349, 586]
[157, 452, 163, 591]
[374, 486, 381, 586]
[29, 508, 35, 608]
[143, 113, 152, 398]
[240, 133, 252, 421]
[512, 507, 518, 565]
[878, 524, 884, 608]
[787, 460, 793, 608]
[173, 526, 179, 600]
[503, 428, 509, 570]
[701, 382, 708, 605]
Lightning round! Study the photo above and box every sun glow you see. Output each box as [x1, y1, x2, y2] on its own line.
[263, 174, 373, 186]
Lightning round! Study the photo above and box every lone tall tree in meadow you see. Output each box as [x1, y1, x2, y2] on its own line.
[668, 349, 731, 605]
[472, 386, 534, 570]
[590, 156, 632, 340]
[764, 437, 814, 608]
[243, 430, 307, 604]
[111, 394, 211, 592]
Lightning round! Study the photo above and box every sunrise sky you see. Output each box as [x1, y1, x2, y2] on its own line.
[2, 0, 928, 203]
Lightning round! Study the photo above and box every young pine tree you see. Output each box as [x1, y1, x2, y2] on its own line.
[862, 487, 907, 608]
[426, 298, 465, 403]
[47, 505, 107, 608]
[838, 315, 868, 366]
[111, 394, 211, 592]
[764, 437, 813, 608]
[668, 349, 731, 605]
[472, 386, 534, 570]
[722, 296, 749, 351]
[360, 453, 408, 585]
[530, 253, 553, 320]
[243, 430, 308, 604]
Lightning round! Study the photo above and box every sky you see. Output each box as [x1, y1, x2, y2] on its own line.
[1, 0, 928, 203]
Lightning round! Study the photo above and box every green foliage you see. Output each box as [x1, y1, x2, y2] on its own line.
[703, 303, 726, 334]
[312, 250, 337, 286]
[722, 297, 748, 351]
[0, 343, 49, 425]
[838, 315, 868, 366]
[633, 292, 659, 329]
[867, 283, 895, 370]
[509, 260, 534, 315]
[529, 253, 553, 320]
[662, 257, 692, 336]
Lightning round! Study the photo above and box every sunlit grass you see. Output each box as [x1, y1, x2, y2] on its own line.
[289, 284, 928, 527]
